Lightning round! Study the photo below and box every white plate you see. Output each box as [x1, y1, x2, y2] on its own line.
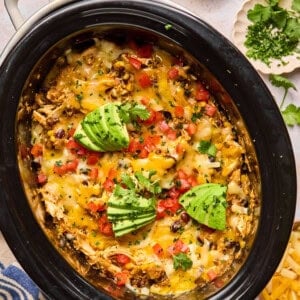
[232, 0, 300, 74]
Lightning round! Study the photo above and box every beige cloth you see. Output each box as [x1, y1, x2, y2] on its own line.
[0, 231, 16, 267]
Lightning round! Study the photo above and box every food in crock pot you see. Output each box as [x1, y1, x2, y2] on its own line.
[260, 222, 300, 300]
[18, 37, 260, 298]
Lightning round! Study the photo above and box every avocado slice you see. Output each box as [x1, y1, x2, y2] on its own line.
[109, 195, 155, 210]
[107, 210, 154, 221]
[103, 103, 129, 149]
[82, 108, 115, 152]
[179, 183, 227, 230]
[93, 105, 120, 151]
[107, 206, 155, 216]
[112, 214, 156, 237]
[73, 123, 104, 152]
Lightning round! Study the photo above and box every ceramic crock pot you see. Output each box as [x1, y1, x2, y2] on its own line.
[0, 0, 296, 299]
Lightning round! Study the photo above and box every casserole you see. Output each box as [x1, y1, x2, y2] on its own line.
[0, 0, 296, 299]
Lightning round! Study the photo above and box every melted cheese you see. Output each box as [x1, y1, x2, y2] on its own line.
[24, 38, 259, 298]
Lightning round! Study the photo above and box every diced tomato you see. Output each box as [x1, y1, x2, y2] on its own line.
[128, 56, 142, 70]
[138, 148, 148, 158]
[108, 168, 118, 180]
[142, 109, 157, 126]
[127, 138, 141, 153]
[175, 143, 185, 155]
[98, 214, 114, 236]
[168, 187, 181, 199]
[156, 198, 181, 219]
[158, 121, 177, 140]
[195, 89, 210, 102]
[115, 271, 129, 286]
[213, 277, 225, 288]
[89, 167, 99, 181]
[176, 169, 197, 192]
[207, 269, 218, 281]
[159, 120, 170, 133]
[66, 139, 87, 156]
[162, 198, 181, 214]
[37, 173, 47, 185]
[88, 201, 106, 213]
[204, 104, 217, 117]
[195, 82, 210, 102]
[177, 169, 188, 179]
[141, 97, 149, 105]
[187, 175, 198, 187]
[168, 67, 179, 80]
[87, 153, 100, 165]
[137, 44, 153, 58]
[186, 123, 197, 136]
[31, 144, 43, 157]
[154, 111, 164, 122]
[115, 254, 131, 265]
[103, 178, 115, 192]
[145, 135, 161, 147]
[152, 243, 164, 258]
[174, 105, 184, 117]
[53, 164, 67, 176]
[167, 239, 189, 256]
[166, 128, 177, 140]
[65, 159, 79, 172]
[156, 202, 167, 219]
[67, 127, 76, 138]
[137, 72, 152, 88]
[177, 178, 191, 192]
[53, 159, 78, 176]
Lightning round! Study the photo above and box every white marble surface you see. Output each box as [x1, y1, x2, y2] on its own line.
[0, 0, 299, 279]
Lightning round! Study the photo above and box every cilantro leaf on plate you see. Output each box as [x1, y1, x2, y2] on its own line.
[247, 4, 272, 23]
[269, 74, 297, 109]
[269, 74, 297, 90]
[292, 0, 300, 12]
[281, 104, 300, 126]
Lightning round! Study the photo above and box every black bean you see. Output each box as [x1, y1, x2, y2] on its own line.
[55, 128, 65, 139]
[180, 212, 190, 223]
[170, 220, 182, 233]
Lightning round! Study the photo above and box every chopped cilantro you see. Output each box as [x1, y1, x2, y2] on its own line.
[191, 112, 202, 123]
[173, 253, 193, 271]
[121, 173, 136, 190]
[135, 171, 162, 195]
[75, 94, 83, 102]
[165, 23, 173, 31]
[245, 0, 300, 65]
[198, 140, 217, 157]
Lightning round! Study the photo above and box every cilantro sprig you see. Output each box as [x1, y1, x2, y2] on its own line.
[118, 102, 150, 123]
[198, 140, 217, 157]
[269, 74, 299, 126]
[173, 253, 193, 271]
[269, 74, 297, 109]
